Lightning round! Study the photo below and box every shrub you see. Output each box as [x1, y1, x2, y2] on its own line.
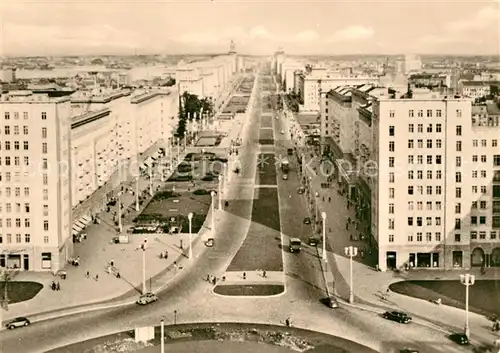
[133, 213, 169, 223]
[193, 189, 210, 195]
[202, 175, 215, 181]
[153, 190, 180, 201]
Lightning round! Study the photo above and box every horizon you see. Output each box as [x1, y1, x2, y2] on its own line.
[1, 0, 499, 57]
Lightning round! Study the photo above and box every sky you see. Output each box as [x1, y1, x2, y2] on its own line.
[0, 0, 499, 56]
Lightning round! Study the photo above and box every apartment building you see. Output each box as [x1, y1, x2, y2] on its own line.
[458, 80, 492, 99]
[321, 86, 500, 271]
[0, 91, 73, 271]
[299, 69, 380, 111]
[279, 59, 304, 93]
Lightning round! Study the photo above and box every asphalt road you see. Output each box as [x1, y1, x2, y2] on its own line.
[0, 72, 472, 353]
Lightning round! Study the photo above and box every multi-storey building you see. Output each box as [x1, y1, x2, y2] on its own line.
[279, 59, 304, 93]
[0, 91, 73, 271]
[299, 69, 380, 111]
[458, 80, 492, 99]
[321, 85, 500, 271]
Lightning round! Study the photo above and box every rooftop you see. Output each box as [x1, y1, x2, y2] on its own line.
[0, 91, 70, 103]
[71, 108, 111, 129]
[70, 89, 131, 103]
[130, 90, 171, 104]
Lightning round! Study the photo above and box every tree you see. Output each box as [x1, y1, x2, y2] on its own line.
[175, 94, 187, 139]
[200, 97, 214, 117]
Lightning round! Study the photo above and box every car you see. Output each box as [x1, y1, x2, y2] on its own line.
[382, 310, 412, 324]
[280, 130, 284, 134]
[6, 317, 30, 329]
[303, 217, 311, 225]
[297, 187, 305, 194]
[449, 333, 469, 345]
[136, 292, 158, 305]
[308, 236, 320, 246]
[275, 116, 278, 120]
[282, 174, 288, 180]
[399, 349, 419, 353]
[326, 296, 339, 309]
[205, 238, 215, 247]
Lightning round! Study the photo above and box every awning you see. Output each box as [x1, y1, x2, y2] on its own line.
[72, 228, 80, 237]
[75, 220, 87, 229]
[72, 223, 83, 233]
[80, 215, 92, 225]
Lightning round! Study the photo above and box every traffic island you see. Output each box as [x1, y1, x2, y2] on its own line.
[0, 281, 43, 304]
[46, 322, 378, 353]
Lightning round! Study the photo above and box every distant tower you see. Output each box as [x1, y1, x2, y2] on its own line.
[229, 40, 237, 54]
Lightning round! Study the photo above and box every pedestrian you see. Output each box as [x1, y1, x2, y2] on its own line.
[328, 196, 331, 203]
[51, 281, 56, 291]
[263, 270, 267, 278]
[116, 272, 121, 279]
[212, 277, 217, 285]
[86, 270, 90, 278]
[348, 217, 351, 224]
[345, 223, 349, 231]
[207, 274, 211, 282]
[285, 317, 291, 327]
[110, 260, 114, 267]
[56, 282, 60, 291]
[173, 261, 177, 271]
[95, 274, 99, 281]
[243, 272, 246, 280]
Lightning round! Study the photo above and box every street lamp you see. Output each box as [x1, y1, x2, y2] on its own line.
[218, 175, 222, 210]
[117, 191, 123, 233]
[210, 191, 216, 236]
[344, 246, 358, 303]
[148, 164, 153, 196]
[188, 212, 193, 260]
[460, 273, 475, 338]
[135, 174, 140, 211]
[141, 240, 148, 294]
[321, 212, 327, 262]
[160, 316, 166, 353]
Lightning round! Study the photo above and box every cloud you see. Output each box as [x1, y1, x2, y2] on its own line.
[417, 4, 500, 48]
[295, 30, 320, 42]
[328, 25, 374, 42]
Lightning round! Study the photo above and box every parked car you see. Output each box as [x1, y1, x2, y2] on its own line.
[303, 217, 311, 225]
[326, 296, 339, 309]
[449, 333, 469, 345]
[205, 238, 215, 247]
[6, 317, 30, 329]
[308, 236, 320, 246]
[297, 187, 305, 194]
[136, 292, 158, 305]
[282, 174, 288, 180]
[382, 310, 412, 324]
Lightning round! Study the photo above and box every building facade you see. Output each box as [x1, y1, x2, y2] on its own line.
[321, 85, 500, 271]
[0, 91, 73, 271]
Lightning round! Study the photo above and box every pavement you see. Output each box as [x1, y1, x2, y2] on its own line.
[280, 89, 500, 349]
[1, 76, 248, 324]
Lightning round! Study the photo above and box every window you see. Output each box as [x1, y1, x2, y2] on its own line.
[5, 141, 10, 150]
[389, 157, 394, 167]
[480, 201, 487, 209]
[436, 123, 442, 133]
[408, 139, 414, 148]
[426, 201, 432, 210]
[43, 205, 48, 216]
[389, 126, 395, 136]
[456, 172, 462, 183]
[472, 170, 478, 178]
[408, 201, 414, 210]
[417, 170, 423, 179]
[435, 232, 441, 241]
[427, 139, 432, 148]
[427, 109, 432, 118]
[42, 174, 48, 185]
[14, 157, 19, 166]
[456, 109, 462, 118]
[43, 189, 48, 200]
[4, 112, 10, 120]
[408, 155, 414, 164]
[388, 234, 394, 242]
[436, 139, 442, 148]
[455, 234, 461, 242]
[495, 155, 500, 167]
[389, 219, 395, 230]
[408, 186, 414, 195]
[41, 112, 47, 120]
[455, 203, 461, 213]
[481, 170, 487, 178]
[389, 110, 395, 118]
[418, 124, 423, 133]
[13, 141, 19, 150]
[408, 233, 414, 242]
[426, 232, 432, 241]
[427, 170, 432, 179]
[42, 143, 47, 154]
[435, 155, 441, 164]
[389, 141, 395, 152]
[436, 217, 441, 226]
[415, 217, 422, 226]
[473, 155, 478, 162]
[456, 187, 461, 198]
[456, 157, 461, 167]
[455, 218, 461, 230]
[417, 233, 423, 242]
[436, 201, 442, 210]
[493, 140, 498, 147]
[13, 125, 19, 135]
[408, 217, 414, 226]
[427, 124, 433, 133]
[23, 125, 28, 135]
[23, 156, 29, 166]
[418, 139, 423, 148]
[389, 172, 395, 183]
[23, 141, 28, 150]
[481, 185, 487, 194]
[5, 157, 10, 166]
[417, 155, 423, 164]
[426, 217, 432, 226]
[471, 231, 477, 239]
[471, 216, 478, 225]
[409, 124, 414, 132]
[473, 139, 478, 147]
[389, 203, 394, 214]
[23, 112, 28, 120]
[481, 155, 487, 163]
[482, 139, 487, 147]
[25, 234, 30, 243]
[418, 110, 423, 117]
[389, 188, 394, 199]
[456, 141, 462, 152]
[24, 218, 30, 227]
[491, 231, 497, 240]
[43, 220, 49, 231]
[44, 236, 49, 244]
[473, 185, 478, 193]
[4, 126, 10, 135]
[42, 127, 47, 139]
[426, 186, 432, 195]
[25, 203, 30, 212]
[494, 216, 500, 228]
[480, 216, 487, 225]
[480, 231, 487, 239]
[427, 155, 432, 164]
[409, 110, 414, 118]
[456, 125, 462, 136]
[436, 186, 442, 195]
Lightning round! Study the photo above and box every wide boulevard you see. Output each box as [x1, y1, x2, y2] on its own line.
[0, 69, 470, 353]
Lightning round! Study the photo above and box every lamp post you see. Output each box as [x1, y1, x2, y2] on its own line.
[135, 175, 140, 211]
[168, 137, 172, 170]
[211, 191, 216, 236]
[188, 212, 193, 260]
[460, 273, 475, 338]
[344, 246, 358, 303]
[160, 316, 166, 353]
[218, 175, 222, 210]
[117, 191, 123, 233]
[141, 240, 148, 294]
[176, 137, 180, 161]
[174, 310, 177, 325]
[321, 212, 327, 262]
